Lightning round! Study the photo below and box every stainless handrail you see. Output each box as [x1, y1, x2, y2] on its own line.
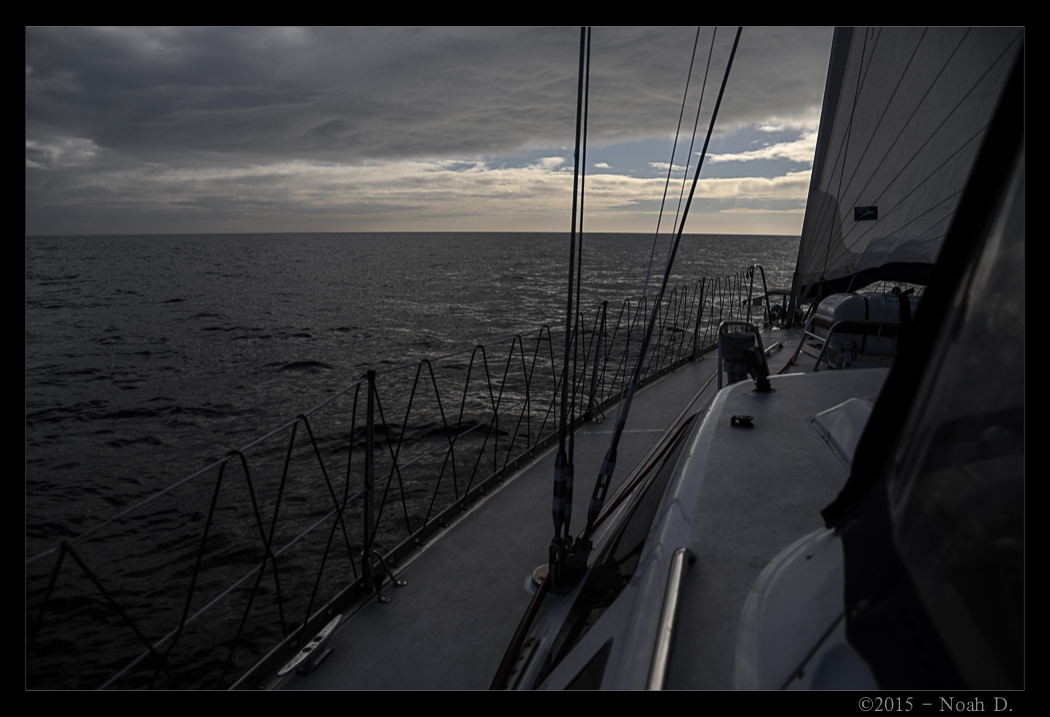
[810, 319, 902, 371]
[648, 546, 692, 690]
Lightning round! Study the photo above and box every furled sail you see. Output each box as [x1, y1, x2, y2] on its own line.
[791, 27, 1023, 305]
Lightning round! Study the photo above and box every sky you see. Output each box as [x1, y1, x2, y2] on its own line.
[25, 27, 835, 237]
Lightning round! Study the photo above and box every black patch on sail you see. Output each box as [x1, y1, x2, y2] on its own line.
[854, 205, 878, 221]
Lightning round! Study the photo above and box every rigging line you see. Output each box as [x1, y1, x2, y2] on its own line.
[583, 27, 742, 541]
[820, 26, 874, 283]
[670, 28, 717, 238]
[632, 26, 702, 315]
[656, 29, 715, 350]
[26, 375, 370, 567]
[569, 26, 591, 468]
[99, 498, 344, 690]
[28, 312, 566, 564]
[558, 26, 586, 458]
[838, 31, 1021, 250]
[565, 27, 592, 540]
[606, 27, 703, 440]
[552, 27, 589, 547]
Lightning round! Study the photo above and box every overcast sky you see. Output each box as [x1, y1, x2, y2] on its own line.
[25, 27, 834, 236]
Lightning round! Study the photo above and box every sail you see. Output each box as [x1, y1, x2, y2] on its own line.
[792, 27, 1023, 305]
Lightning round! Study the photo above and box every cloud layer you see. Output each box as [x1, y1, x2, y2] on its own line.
[26, 27, 833, 235]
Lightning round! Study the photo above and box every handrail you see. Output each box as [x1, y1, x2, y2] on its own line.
[648, 546, 692, 690]
[747, 264, 777, 325]
[810, 319, 902, 371]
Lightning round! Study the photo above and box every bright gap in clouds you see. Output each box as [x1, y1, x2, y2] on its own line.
[551, 124, 818, 180]
[24, 123, 818, 235]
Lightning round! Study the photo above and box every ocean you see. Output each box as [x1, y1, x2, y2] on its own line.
[25, 231, 799, 688]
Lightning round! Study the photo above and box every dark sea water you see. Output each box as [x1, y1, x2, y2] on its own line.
[24, 231, 799, 687]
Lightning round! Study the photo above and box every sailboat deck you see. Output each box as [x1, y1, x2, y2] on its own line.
[665, 366, 888, 689]
[279, 355, 724, 689]
[274, 327, 810, 689]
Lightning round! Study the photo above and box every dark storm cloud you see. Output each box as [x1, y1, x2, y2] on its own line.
[25, 27, 833, 234]
[27, 27, 829, 162]
[27, 27, 573, 165]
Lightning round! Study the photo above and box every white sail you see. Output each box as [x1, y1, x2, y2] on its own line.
[792, 27, 1023, 305]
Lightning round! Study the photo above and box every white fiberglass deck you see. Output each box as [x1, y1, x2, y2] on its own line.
[664, 366, 888, 689]
[280, 359, 727, 688]
[277, 328, 806, 690]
